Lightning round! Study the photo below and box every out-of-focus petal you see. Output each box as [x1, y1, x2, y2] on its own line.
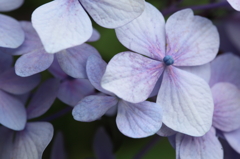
[87, 28, 100, 42]
[0, 90, 26, 130]
[212, 82, 240, 132]
[72, 95, 118, 122]
[15, 49, 54, 77]
[115, 3, 165, 60]
[11, 122, 53, 159]
[166, 9, 219, 66]
[58, 79, 95, 106]
[0, 51, 13, 74]
[0, 126, 14, 159]
[0, 68, 41, 94]
[56, 43, 100, 78]
[157, 124, 176, 137]
[32, 0, 92, 53]
[0, 14, 24, 48]
[224, 128, 240, 153]
[176, 128, 223, 159]
[87, 55, 112, 95]
[209, 53, 240, 88]
[101, 52, 164, 103]
[51, 132, 68, 159]
[116, 100, 162, 138]
[27, 79, 60, 119]
[0, 0, 24, 11]
[227, 0, 240, 11]
[158, 66, 214, 136]
[178, 63, 211, 83]
[48, 57, 68, 79]
[80, 0, 145, 28]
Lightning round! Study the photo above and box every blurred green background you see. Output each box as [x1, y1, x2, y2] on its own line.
[1, 0, 229, 158]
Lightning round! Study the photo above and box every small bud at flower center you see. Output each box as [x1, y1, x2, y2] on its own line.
[163, 55, 174, 66]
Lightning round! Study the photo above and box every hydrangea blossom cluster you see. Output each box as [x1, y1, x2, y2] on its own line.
[1, 0, 240, 158]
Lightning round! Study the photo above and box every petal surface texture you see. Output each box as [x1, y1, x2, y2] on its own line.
[116, 100, 162, 138]
[0, 14, 24, 48]
[32, 0, 92, 53]
[227, 0, 240, 11]
[0, 90, 26, 130]
[27, 79, 60, 119]
[0, 68, 41, 95]
[101, 52, 164, 103]
[56, 44, 100, 78]
[176, 128, 223, 159]
[72, 95, 118, 122]
[80, 0, 145, 28]
[115, 2, 165, 60]
[158, 66, 214, 136]
[0, 0, 24, 11]
[166, 9, 219, 66]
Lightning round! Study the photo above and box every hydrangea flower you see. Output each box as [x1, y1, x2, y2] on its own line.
[48, 58, 95, 106]
[0, 52, 40, 130]
[2, 21, 100, 77]
[32, 0, 145, 53]
[227, 0, 240, 11]
[72, 55, 162, 138]
[101, 3, 219, 136]
[0, 79, 59, 159]
[0, 0, 24, 12]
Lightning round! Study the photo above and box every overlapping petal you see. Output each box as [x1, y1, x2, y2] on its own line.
[0, 0, 24, 11]
[51, 132, 67, 159]
[72, 95, 118, 122]
[176, 128, 223, 159]
[101, 52, 164, 103]
[158, 66, 214, 136]
[80, 0, 145, 28]
[224, 128, 240, 153]
[157, 124, 176, 137]
[116, 100, 162, 138]
[0, 52, 13, 74]
[0, 90, 26, 130]
[32, 0, 92, 53]
[0, 68, 41, 94]
[210, 53, 240, 88]
[227, 0, 240, 11]
[115, 3, 165, 60]
[15, 48, 54, 77]
[87, 29, 100, 42]
[58, 79, 95, 106]
[56, 44, 100, 78]
[27, 79, 60, 119]
[48, 57, 68, 79]
[0, 14, 24, 48]
[166, 9, 219, 66]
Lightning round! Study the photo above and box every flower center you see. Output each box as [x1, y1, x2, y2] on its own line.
[163, 55, 174, 66]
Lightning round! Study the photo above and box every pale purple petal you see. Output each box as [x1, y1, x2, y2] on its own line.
[15, 49, 54, 77]
[212, 82, 240, 132]
[101, 52, 164, 103]
[51, 132, 68, 159]
[87, 55, 112, 95]
[105, 105, 117, 116]
[0, 68, 41, 94]
[0, 0, 24, 11]
[80, 0, 145, 28]
[72, 95, 118, 122]
[13, 93, 30, 105]
[0, 90, 26, 130]
[93, 127, 115, 159]
[178, 63, 211, 83]
[11, 122, 53, 159]
[227, 0, 240, 11]
[87, 28, 100, 42]
[56, 43, 100, 78]
[210, 53, 240, 88]
[0, 14, 24, 48]
[176, 128, 223, 159]
[166, 9, 219, 66]
[32, 0, 92, 53]
[157, 124, 176, 137]
[115, 3, 165, 60]
[27, 79, 60, 119]
[224, 128, 240, 153]
[0, 51, 13, 74]
[48, 57, 68, 79]
[58, 79, 95, 107]
[116, 100, 162, 138]
[158, 66, 214, 136]
[0, 126, 14, 159]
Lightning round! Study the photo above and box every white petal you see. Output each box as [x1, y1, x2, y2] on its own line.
[227, 0, 240, 11]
